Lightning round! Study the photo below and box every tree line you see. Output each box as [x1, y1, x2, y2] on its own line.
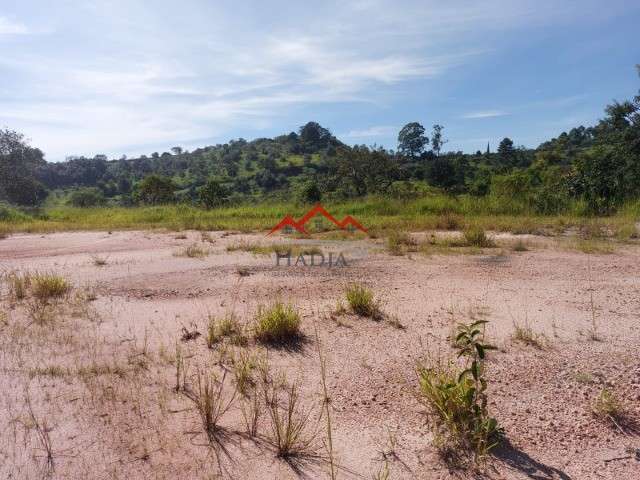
[1, 67, 638, 215]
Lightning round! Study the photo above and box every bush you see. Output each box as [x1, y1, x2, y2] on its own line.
[296, 181, 322, 204]
[31, 272, 71, 300]
[254, 302, 301, 343]
[198, 179, 230, 209]
[462, 227, 495, 248]
[134, 175, 176, 205]
[68, 188, 106, 207]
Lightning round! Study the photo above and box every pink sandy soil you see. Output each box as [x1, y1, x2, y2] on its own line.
[0, 230, 638, 479]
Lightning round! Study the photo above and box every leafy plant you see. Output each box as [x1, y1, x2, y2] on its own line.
[462, 228, 495, 248]
[418, 320, 502, 463]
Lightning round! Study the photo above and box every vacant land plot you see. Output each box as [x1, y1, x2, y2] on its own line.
[0, 230, 639, 479]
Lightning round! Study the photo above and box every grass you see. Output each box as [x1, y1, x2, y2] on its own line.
[592, 388, 626, 427]
[511, 239, 529, 252]
[1, 196, 638, 237]
[386, 231, 418, 256]
[174, 243, 210, 258]
[91, 255, 108, 266]
[462, 227, 495, 248]
[189, 370, 236, 440]
[227, 240, 322, 257]
[512, 322, 546, 349]
[254, 302, 302, 344]
[32, 273, 71, 300]
[206, 313, 243, 347]
[345, 283, 382, 319]
[232, 351, 256, 395]
[5, 271, 31, 300]
[264, 381, 317, 458]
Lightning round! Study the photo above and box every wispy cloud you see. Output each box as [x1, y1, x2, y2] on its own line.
[0, 17, 29, 35]
[343, 125, 397, 138]
[461, 110, 509, 119]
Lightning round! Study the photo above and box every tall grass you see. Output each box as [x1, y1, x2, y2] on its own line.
[1, 195, 638, 235]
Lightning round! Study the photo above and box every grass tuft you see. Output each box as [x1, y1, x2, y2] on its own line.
[345, 283, 382, 319]
[254, 302, 301, 344]
[31, 272, 71, 300]
[174, 243, 210, 258]
[462, 227, 495, 248]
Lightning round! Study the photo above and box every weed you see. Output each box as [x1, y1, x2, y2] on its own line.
[386, 231, 417, 256]
[512, 322, 545, 349]
[233, 351, 256, 395]
[175, 243, 209, 258]
[200, 231, 215, 243]
[592, 388, 626, 429]
[314, 324, 336, 480]
[91, 255, 108, 266]
[189, 369, 237, 439]
[31, 272, 71, 301]
[26, 299, 58, 325]
[418, 320, 501, 463]
[574, 239, 614, 254]
[372, 461, 391, 480]
[254, 302, 301, 344]
[237, 266, 251, 277]
[345, 283, 382, 319]
[26, 394, 55, 475]
[241, 388, 262, 437]
[174, 342, 187, 392]
[206, 313, 244, 347]
[462, 227, 495, 248]
[264, 381, 317, 458]
[6, 271, 32, 300]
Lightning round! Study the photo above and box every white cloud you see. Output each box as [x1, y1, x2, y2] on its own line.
[0, 17, 29, 35]
[461, 110, 509, 119]
[343, 126, 397, 138]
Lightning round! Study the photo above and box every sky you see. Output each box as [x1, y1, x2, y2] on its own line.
[1, 0, 639, 162]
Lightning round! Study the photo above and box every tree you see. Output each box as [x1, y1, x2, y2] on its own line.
[297, 181, 322, 204]
[0, 128, 48, 205]
[171, 146, 183, 155]
[298, 122, 333, 152]
[134, 175, 176, 204]
[397, 122, 428, 158]
[430, 124, 447, 156]
[498, 138, 515, 158]
[68, 187, 106, 207]
[198, 179, 229, 208]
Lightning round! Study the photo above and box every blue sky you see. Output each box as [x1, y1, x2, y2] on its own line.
[1, 0, 639, 161]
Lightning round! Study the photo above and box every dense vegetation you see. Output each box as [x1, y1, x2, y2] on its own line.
[1, 67, 638, 220]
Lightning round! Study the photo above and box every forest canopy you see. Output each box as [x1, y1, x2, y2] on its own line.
[1, 67, 638, 216]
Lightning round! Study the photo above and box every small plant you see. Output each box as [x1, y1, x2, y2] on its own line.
[233, 351, 256, 395]
[175, 243, 209, 258]
[189, 370, 236, 440]
[264, 381, 317, 458]
[418, 320, 501, 463]
[237, 266, 251, 277]
[386, 231, 417, 256]
[345, 283, 381, 319]
[174, 342, 187, 392]
[241, 388, 262, 437]
[206, 313, 243, 347]
[31, 272, 71, 301]
[512, 239, 528, 252]
[200, 231, 215, 243]
[592, 388, 624, 423]
[6, 271, 32, 300]
[462, 227, 495, 248]
[254, 302, 301, 344]
[512, 322, 545, 349]
[91, 255, 108, 266]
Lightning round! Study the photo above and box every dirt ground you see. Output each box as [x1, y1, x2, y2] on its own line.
[0, 230, 639, 479]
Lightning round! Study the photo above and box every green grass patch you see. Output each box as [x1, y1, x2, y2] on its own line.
[254, 302, 302, 344]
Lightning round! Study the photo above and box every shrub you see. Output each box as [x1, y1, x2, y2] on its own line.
[418, 321, 501, 463]
[6, 271, 32, 300]
[254, 302, 301, 343]
[68, 188, 106, 207]
[592, 388, 624, 422]
[462, 228, 495, 248]
[206, 313, 242, 348]
[345, 283, 380, 318]
[386, 231, 417, 256]
[198, 179, 230, 209]
[174, 243, 209, 258]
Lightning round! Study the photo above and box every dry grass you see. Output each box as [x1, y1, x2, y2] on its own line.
[5, 271, 32, 300]
[345, 283, 383, 319]
[31, 272, 71, 300]
[264, 381, 317, 458]
[254, 302, 302, 344]
[206, 313, 245, 348]
[512, 322, 546, 349]
[189, 369, 237, 439]
[174, 243, 210, 258]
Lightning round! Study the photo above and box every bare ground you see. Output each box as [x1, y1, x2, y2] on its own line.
[0, 230, 639, 479]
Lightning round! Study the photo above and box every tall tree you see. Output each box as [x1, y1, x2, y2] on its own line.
[397, 122, 428, 158]
[430, 124, 447, 156]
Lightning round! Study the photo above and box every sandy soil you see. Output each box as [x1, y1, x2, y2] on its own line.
[0, 230, 639, 479]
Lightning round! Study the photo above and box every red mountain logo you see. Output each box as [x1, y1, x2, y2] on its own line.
[268, 203, 368, 235]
